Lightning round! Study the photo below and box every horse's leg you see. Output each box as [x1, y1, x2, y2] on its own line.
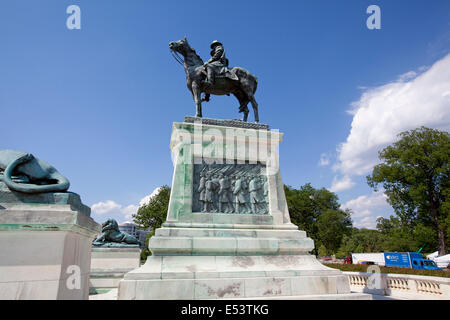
[232, 89, 250, 122]
[250, 96, 259, 123]
[201, 93, 210, 102]
[192, 83, 202, 117]
[242, 108, 249, 122]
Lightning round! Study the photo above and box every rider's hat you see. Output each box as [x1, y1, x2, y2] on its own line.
[210, 40, 223, 49]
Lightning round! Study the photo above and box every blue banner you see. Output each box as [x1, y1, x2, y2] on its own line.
[384, 252, 411, 268]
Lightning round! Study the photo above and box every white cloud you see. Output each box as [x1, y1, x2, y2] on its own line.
[342, 191, 388, 218]
[397, 70, 417, 82]
[335, 54, 450, 179]
[121, 204, 139, 220]
[342, 191, 390, 229]
[139, 187, 163, 207]
[91, 200, 121, 215]
[91, 187, 164, 222]
[329, 175, 355, 192]
[318, 153, 331, 167]
[354, 216, 377, 229]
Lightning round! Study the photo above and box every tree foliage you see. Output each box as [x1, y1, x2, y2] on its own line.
[285, 183, 352, 255]
[336, 228, 385, 257]
[335, 217, 441, 257]
[132, 185, 171, 232]
[133, 185, 171, 260]
[367, 127, 449, 255]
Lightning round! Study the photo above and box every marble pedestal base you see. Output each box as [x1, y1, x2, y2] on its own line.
[0, 200, 100, 300]
[89, 247, 141, 292]
[118, 225, 370, 300]
[118, 254, 370, 300]
[118, 120, 371, 300]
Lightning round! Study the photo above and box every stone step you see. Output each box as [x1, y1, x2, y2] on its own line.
[162, 221, 299, 230]
[119, 275, 355, 299]
[173, 212, 274, 225]
[155, 227, 307, 239]
[149, 236, 314, 255]
[118, 254, 360, 299]
[124, 254, 343, 281]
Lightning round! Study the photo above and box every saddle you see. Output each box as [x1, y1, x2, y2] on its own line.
[216, 67, 239, 81]
[200, 66, 239, 81]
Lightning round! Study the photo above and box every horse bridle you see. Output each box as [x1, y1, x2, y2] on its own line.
[170, 49, 184, 66]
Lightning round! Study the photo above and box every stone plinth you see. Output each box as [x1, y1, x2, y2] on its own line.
[89, 247, 141, 292]
[118, 120, 370, 300]
[0, 187, 100, 300]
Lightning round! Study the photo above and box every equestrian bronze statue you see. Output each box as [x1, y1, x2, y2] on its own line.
[169, 38, 259, 123]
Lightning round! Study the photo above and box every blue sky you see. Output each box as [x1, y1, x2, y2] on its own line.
[1, 1, 449, 228]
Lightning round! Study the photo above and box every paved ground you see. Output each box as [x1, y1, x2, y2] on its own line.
[88, 289, 397, 300]
[371, 294, 400, 300]
[89, 289, 118, 300]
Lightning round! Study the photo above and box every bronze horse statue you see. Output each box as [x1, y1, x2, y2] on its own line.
[169, 38, 259, 122]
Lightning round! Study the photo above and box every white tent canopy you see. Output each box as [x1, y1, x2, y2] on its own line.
[427, 251, 450, 268]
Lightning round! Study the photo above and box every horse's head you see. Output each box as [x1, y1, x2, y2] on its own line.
[169, 37, 190, 56]
[169, 37, 204, 69]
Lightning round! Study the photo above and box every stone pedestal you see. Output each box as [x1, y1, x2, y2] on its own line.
[0, 187, 100, 300]
[89, 247, 141, 292]
[118, 118, 370, 300]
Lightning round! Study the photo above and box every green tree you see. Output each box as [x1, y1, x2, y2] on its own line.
[285, 183, 352, 255]
[367, 127, 449, 255]
[317, 209, 352, 255]
[132, 185, 171, 235]
[376, 216, 438, 253]
[140, 233, 153, 261]
[337, 228, 385, 257]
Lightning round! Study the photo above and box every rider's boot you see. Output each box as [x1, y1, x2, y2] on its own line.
[204, 67, 214, 88]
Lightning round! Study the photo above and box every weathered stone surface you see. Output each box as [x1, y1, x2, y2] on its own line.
[117, 122, 367, 300]
[119, 255, 370, 299]
[0, 202, 100, 300]
[89, 247, 141, 292]
[0, 182, 91, 216]
[184, 117, 269, 130]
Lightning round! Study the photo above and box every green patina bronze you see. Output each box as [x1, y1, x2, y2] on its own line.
[92, 218, 141, 248]
[169, 38, 259, 122]
[193, 162, 268, 215]
[0, 149, 70, 194]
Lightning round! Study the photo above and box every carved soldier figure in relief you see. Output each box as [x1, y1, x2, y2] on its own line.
[249, 174, 265, 214]
[230, 174, 238, 213]
[212, 174, 220, 211]
[262, 175, 269, 211]
[233, 175, 251, 214]
[218, 173, 233, 213]
[205, 173, 218, 212]
[198, 171, 207, 212]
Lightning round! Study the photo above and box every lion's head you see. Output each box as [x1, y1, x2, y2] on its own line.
[101, 218, 119, 232]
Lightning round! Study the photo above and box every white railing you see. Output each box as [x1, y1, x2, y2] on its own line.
[344, 271, 450, 299]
